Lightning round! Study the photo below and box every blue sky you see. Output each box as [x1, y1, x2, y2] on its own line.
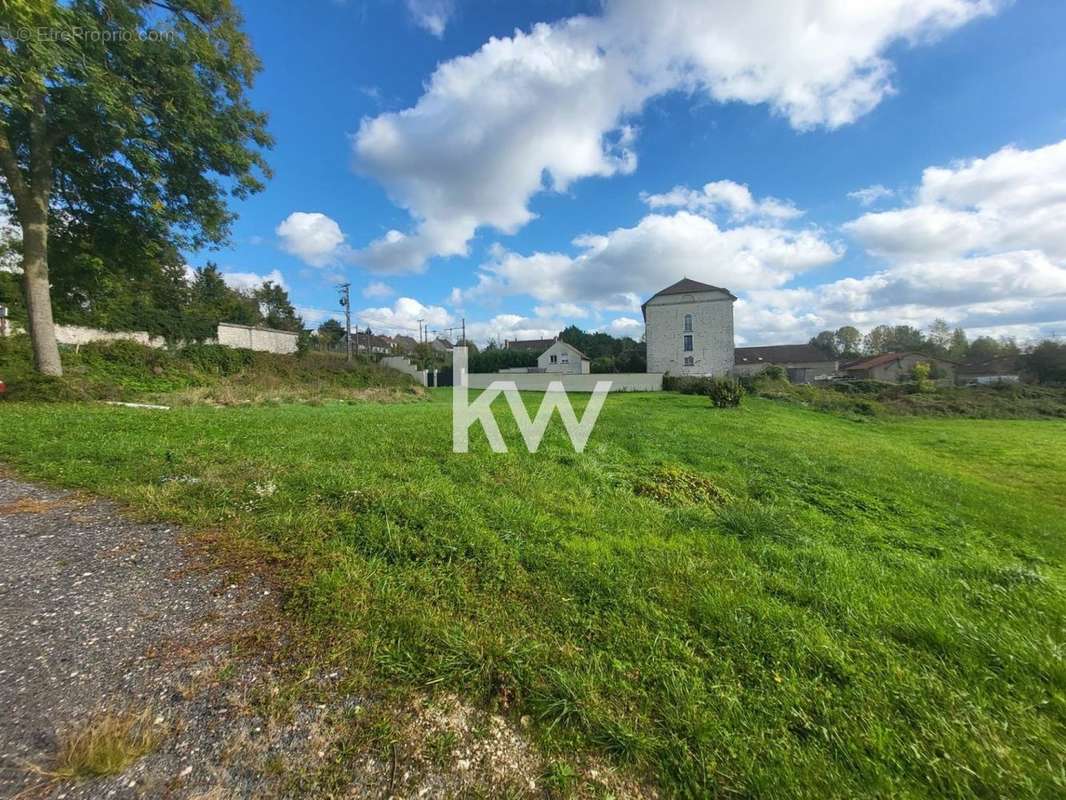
[197, 0, 1066, 345]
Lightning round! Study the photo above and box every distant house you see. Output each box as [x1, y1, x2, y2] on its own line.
[504, 337, 557, 352]
[391, 335, 418, 354]
[537, 340, 590, 374]
[841, 352, 958, 383]
[956, 356, 1021, 385]
[363, 334, 394, 354]
[734, 344, 837, 384]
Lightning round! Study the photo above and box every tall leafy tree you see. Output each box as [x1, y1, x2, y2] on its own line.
[1025, 340, 1066, 385]
[809, 330, 838, 357]
[927, 318, 953, 355]
[834, 325, 862, 357]
[187, 263, 259, 339]
[864, 324, 926, 355]
[316, 318, 345, 347]
[254, 280, 302, 332]
[0, 1, 271, 374]
[948, 327, 969, 360]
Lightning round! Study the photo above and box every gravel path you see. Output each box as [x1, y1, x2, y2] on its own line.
[0, 474, 283, 799]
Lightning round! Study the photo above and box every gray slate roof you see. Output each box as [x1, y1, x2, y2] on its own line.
[641, 277, 736, 320]
[505, 337, 557, 352]
[735, 344, 832, 365]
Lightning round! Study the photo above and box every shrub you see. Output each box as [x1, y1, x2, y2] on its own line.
[911, 361, 934, 393]
[663, 375, 715, 395]
[707, 377, 743, 408]
[178, 342, 255, 375]
[79, 339, 159, 367]
[762, 365, 787, 381]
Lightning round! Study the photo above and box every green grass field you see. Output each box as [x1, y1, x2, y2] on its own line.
[1, 390, 1064, 797]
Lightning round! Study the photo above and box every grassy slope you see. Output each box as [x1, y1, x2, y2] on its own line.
[0, 336, 420, 404]
[1, 392, 1064, 797]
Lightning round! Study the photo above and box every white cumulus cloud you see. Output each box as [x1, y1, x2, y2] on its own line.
[357, 296, 452, 336]
[844, 140, 1066, 260]
[464, 314, 564, 346]
[642, 180, 802, 222]
[604, 316, 644, 338]
[351, 0, 1000, 270]
[221, 269, 287, 293]
[276, 212, 348, 267]
[459, 208, 843, 310]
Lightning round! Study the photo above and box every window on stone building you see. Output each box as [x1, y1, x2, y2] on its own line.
[550, 354, 557, 364]
[684, 313, 692, 332]
[684, 356, 694, 366]
[683, 334, 693, 352]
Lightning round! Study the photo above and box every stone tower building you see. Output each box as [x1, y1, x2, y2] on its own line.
[642, 278, 736, 375]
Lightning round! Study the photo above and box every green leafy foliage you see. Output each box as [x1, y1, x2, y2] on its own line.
[706, 376, 744, 408]
[559, 324, 646, 372]
[754, 376, 1066, 419]
[468, 347, 537, 373]
[0, 338, 418, 403]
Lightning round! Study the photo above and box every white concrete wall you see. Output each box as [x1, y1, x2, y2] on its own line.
[645, 290, 734, 376]
[53, 325, 167, 348]
[465, 372, 662, 392]
[381, 355, 429, 386]
[215, 322, 298, 355]
[537, 341, 590, 374]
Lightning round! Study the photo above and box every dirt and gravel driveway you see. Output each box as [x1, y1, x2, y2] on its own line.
[0, 473, 285, 798]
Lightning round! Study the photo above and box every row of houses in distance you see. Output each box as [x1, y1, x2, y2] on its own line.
[337, 332, 458, 358]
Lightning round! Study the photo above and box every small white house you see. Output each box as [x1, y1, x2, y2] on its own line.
[538, 340, 590, 374]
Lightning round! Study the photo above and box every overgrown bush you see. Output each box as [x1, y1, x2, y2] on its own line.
[178, 342, 255, 375]
[707, 377, 743, 408]
[910, 361, 934, 393]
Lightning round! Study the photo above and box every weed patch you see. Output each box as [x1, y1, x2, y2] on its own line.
[35, 710, 163, 781]
[633, 464, 731, 506]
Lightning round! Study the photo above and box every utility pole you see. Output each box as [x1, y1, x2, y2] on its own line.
[461, 317, 465, 346]
[339, 283, 352, 362]
[417, 318, 426, 344]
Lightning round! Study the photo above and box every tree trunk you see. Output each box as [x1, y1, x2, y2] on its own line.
[21, 206, 62, 376]
[0, 87, 62, 376]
